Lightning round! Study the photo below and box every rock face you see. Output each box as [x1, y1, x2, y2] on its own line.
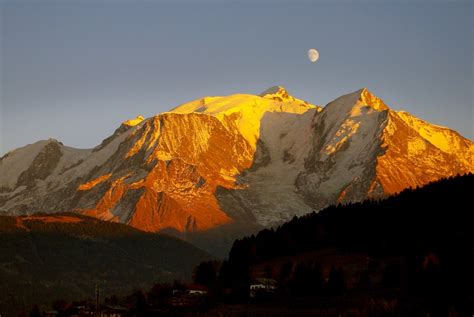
[0, 86, 472, 252]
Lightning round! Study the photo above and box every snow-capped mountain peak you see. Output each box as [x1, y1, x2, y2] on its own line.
[122, 115, 145, 127]
[359, 88, 389, 111]
[0, 87, 472, 254]
[259, 85, 292, 99]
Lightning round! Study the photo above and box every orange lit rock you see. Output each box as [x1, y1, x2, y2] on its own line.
[78, 173, 112, 190]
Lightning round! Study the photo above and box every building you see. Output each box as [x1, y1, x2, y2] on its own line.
[249, 278, 278, 298]
[100, 305, 127, 317]
[169, 286, 209, 307]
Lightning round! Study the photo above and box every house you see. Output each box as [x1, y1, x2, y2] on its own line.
[186, 284, 208, 296]
[68, 305, 95, 316]
[100, 305, 127, 317]
[188, 289, 207, 296]
[172, 285, 208, 297]
[249, 278, 278, 298]
[168, 285, 209, 307]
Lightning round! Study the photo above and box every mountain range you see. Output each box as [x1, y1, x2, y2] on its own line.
[0, 86, 472, 254]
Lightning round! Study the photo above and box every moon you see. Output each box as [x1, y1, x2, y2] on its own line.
[308, 48, 319, 63]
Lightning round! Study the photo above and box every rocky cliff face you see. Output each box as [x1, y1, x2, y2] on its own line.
[0, 87, 472, 252]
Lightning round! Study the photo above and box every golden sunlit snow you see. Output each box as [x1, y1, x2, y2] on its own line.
[0, 87, 472, 235]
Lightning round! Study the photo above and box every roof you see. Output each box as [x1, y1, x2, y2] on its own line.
[103, 305, 127, 312]
[250, 278, 277, 286]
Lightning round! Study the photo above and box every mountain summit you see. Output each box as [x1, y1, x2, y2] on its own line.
[0, 87, 472, 253]
[260, 85, 292, 99]
[123, 115, 145, 127]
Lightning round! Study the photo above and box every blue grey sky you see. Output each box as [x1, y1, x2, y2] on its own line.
[0, 1, 472, 154]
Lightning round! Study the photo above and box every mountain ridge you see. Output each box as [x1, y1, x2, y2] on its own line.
[0, 87, 472, 253]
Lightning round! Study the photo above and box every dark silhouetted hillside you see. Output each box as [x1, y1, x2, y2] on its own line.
[0, 213, 212, 316]
[215, 174, 474, 316]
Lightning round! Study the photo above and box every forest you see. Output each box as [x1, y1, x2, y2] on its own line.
[0, 214, 210, 317]
[197, 174, 474, 316]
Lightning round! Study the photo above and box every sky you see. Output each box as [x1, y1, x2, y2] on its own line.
[0, 1, 472, 154]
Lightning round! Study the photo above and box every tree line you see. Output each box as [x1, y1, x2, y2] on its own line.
[192, 174, 474, 315]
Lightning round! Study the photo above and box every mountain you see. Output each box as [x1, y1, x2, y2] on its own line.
[0, 86, 472, 253]
[0, 213, 211, 316]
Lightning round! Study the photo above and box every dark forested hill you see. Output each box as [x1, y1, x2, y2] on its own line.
[217, 174, 473, 316]
[229, 174, 473, 261]
[0, 213, 212, 316]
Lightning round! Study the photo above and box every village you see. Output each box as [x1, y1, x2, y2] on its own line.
[31, 278, 280, 317]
